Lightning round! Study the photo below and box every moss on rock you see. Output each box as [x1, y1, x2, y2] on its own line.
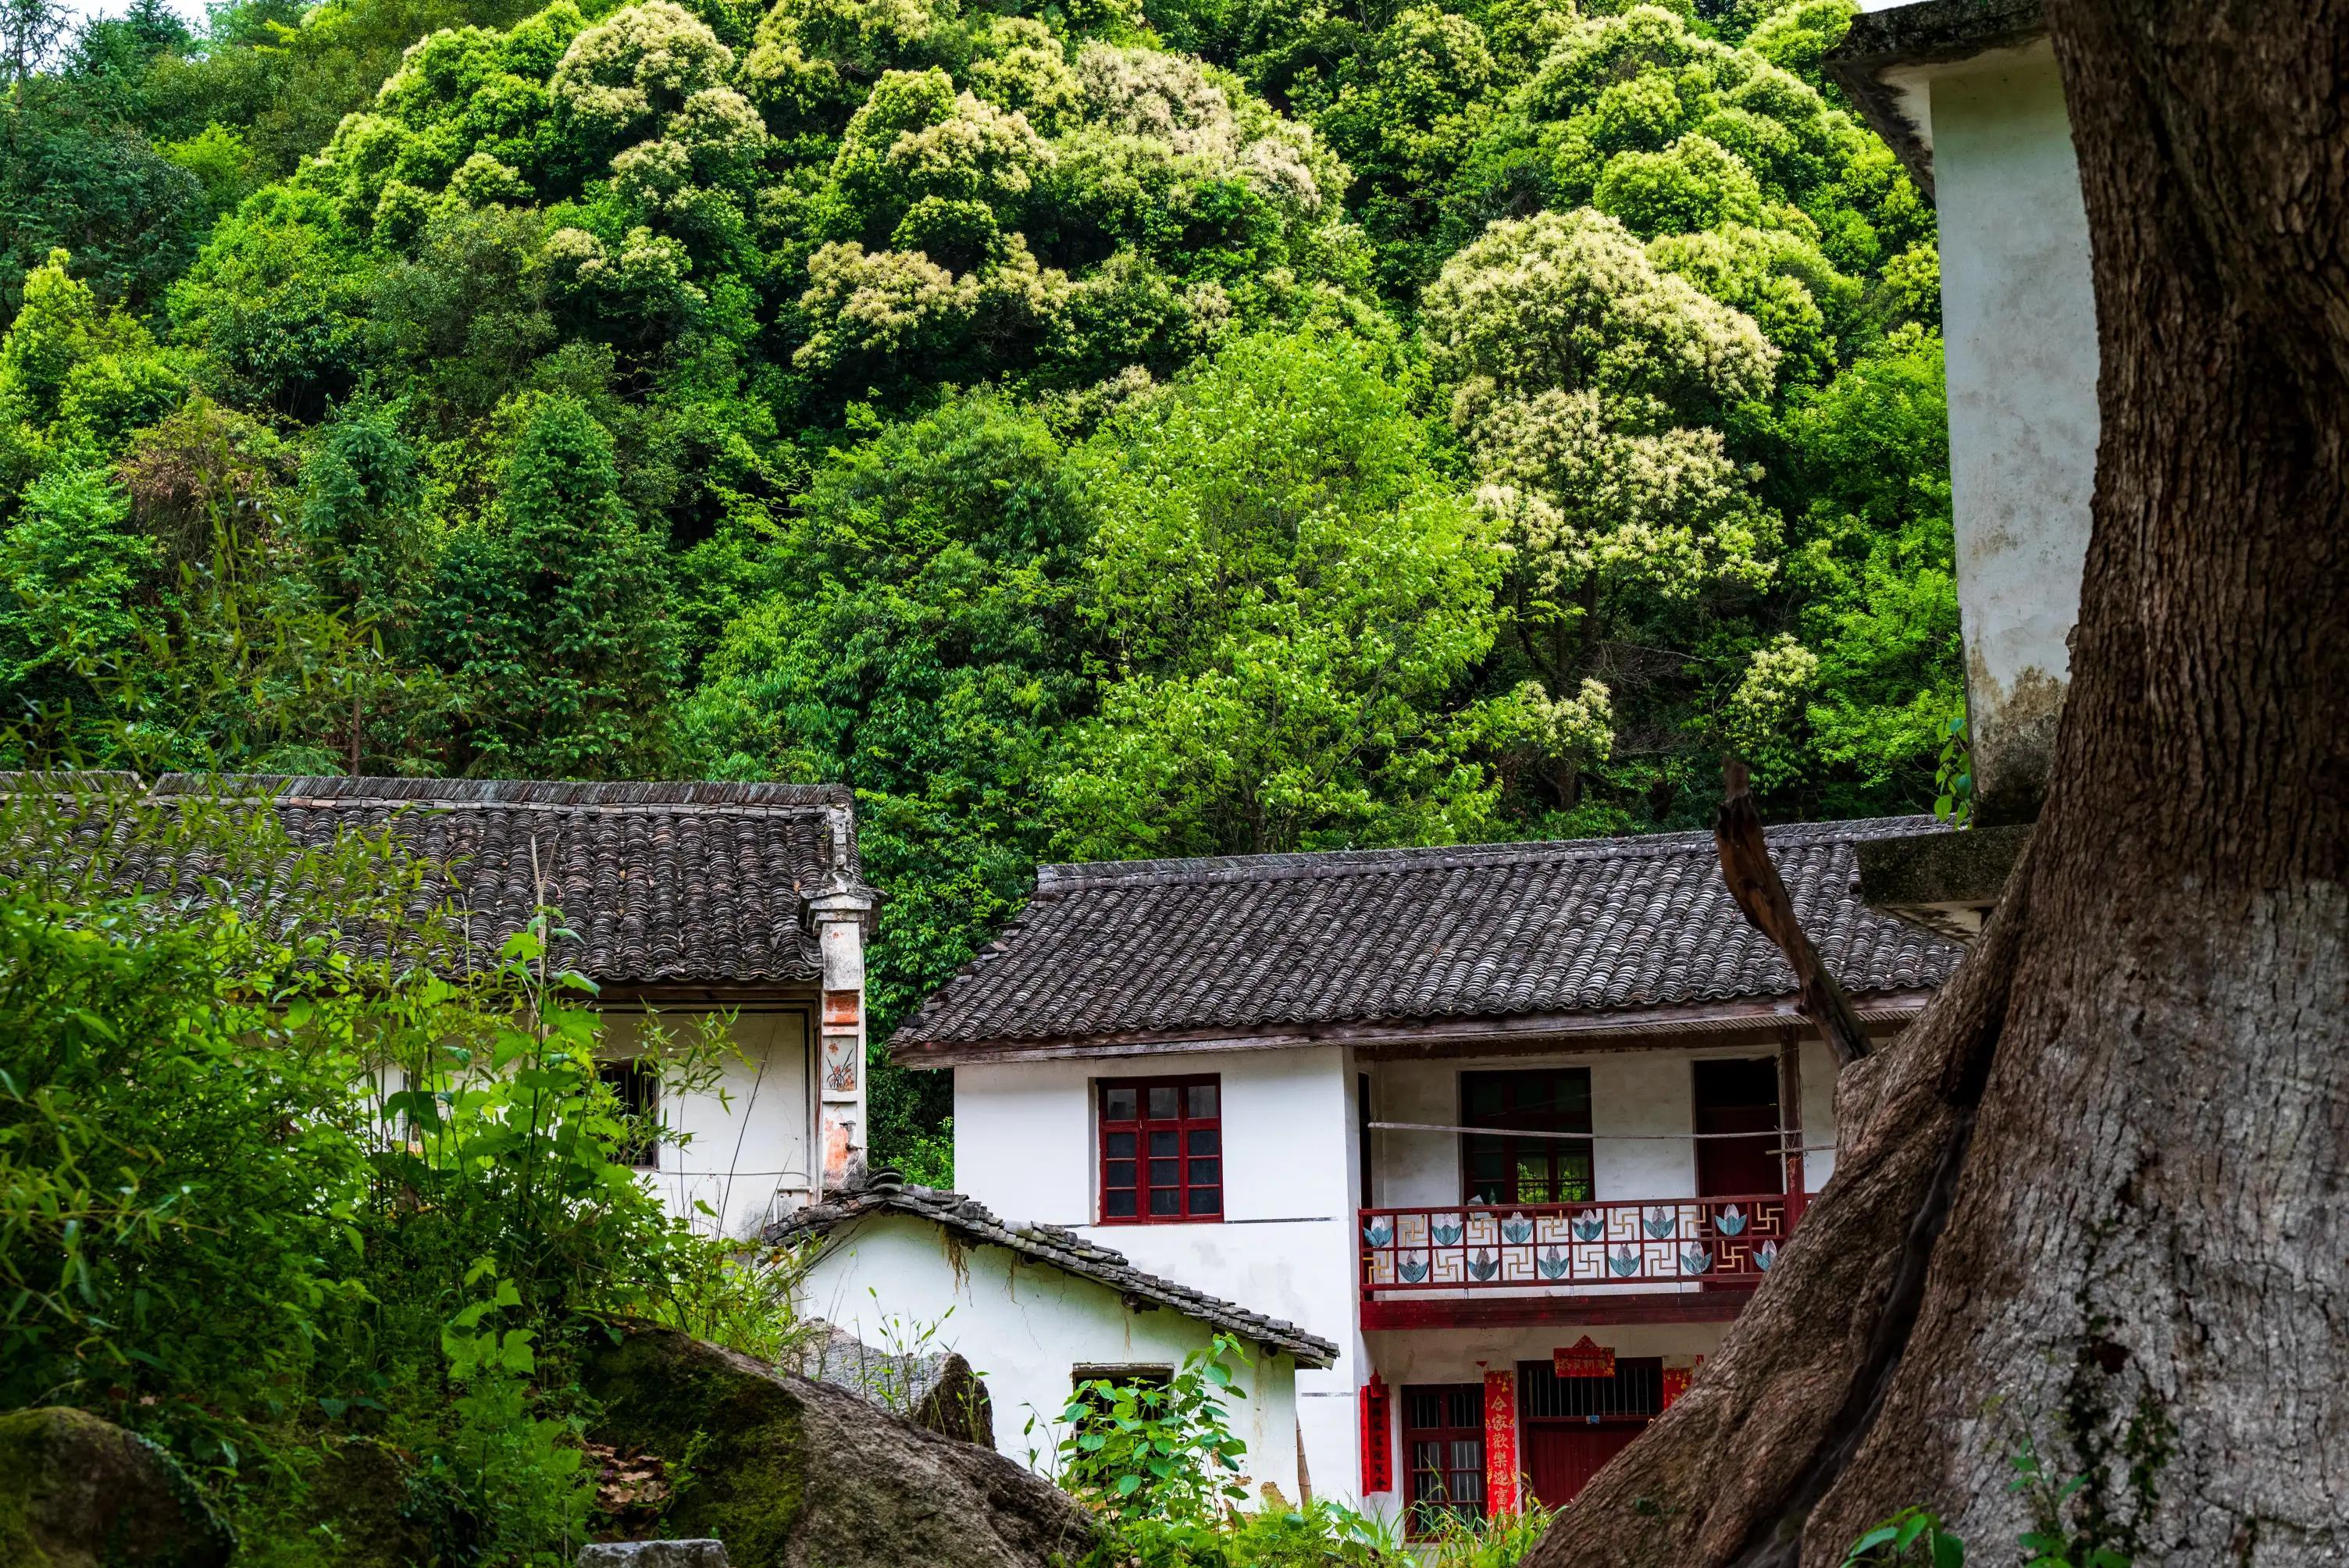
[579, 1321, 1096, 1568]
[0, 1407, 233, 1568]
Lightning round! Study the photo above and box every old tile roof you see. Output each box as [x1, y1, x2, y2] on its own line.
[5, 772, 869, 989]
[893, 818, 1965, 1057]
[768, 1179, 1338, 1367]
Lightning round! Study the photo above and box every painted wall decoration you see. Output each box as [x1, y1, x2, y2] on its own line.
[1360, 1376, 1393, 1493]
[1483, 1370, 1520, 1516]
[1553, 1335, 1616, 1378]
[822, 1032, 861, 1092]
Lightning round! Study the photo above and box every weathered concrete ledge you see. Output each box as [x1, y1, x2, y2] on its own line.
[1855, 822, 2032, 944]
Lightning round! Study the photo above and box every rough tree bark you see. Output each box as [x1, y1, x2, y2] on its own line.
[1525, 4, 2349, 1565]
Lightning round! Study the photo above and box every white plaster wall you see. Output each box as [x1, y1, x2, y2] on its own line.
[1933, 39, 2098, 818]
[1799, 1036, 1841, 1192]
[601, 1009, 816, 1238]
[1371, 1046, 1829, 1209]
[954, 1047, 1369, 1504]
[799, 1213, 1303, 1502]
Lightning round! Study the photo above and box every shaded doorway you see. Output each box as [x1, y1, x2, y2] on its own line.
[1692, 1057, 1783, 1198]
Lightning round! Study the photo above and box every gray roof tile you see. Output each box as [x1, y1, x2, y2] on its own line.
[8, 773, 868, 989]
[895, 818, 1962, 1052]
[768, 1181, 1338, 1366]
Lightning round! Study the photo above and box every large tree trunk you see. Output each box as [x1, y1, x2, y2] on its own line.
[1525, 4, 2349, 1565]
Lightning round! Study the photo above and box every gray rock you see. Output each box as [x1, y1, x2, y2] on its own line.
[782, 1320, 994, 1448]
[580, 1321, 1096, 1568]
[579, 1544, 730, 1568]
[0, 1406, 233, 1568]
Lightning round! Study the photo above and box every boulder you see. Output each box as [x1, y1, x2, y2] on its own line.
[579, 1544, 729, 1567]
[0, 1406, 233, 1568]
[579, 1322, 1096, 1568]
[783, 1321, 994, 1447]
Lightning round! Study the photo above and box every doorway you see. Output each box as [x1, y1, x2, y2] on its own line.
[1691, 1057, 1783, 1198]
[1517, 1357, 1661, 1509]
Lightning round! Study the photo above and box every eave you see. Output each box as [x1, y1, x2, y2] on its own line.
[1825, 0, 2050, 195]
[889, 990, 1939, 1068]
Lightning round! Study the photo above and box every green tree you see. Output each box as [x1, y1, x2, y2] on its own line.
[1050, 330, 1506, 858]
[687, 391, 1096, 1178]
[425, 394, 681, 778]
[0, 462, 154, 742]
[1420, 207, 1780, 813]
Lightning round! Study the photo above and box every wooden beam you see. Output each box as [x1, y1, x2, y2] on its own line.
[892, 992, 1937, 1069]
[1360, 1291, 1759, 1331]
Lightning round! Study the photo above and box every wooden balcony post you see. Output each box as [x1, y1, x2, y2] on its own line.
[1779, 1028, 1806, 1227]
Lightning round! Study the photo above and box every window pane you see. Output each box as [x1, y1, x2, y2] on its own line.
[1148, 1188, 1179, 1216]
[1187, 1083, 1217, 1117]
[1105, 1087, 1138, 1120]
[1147, 1085, 1179, 1118]
[1106, 1160, 1135, 1188]
[1189, 1127, 1219, 1156]
[1150, 1159, 1179, 1186]
[1516, 1152, 1549, 1200]
[1150, 1129, 1178, 1156]
[1107, 1131, 1135, 1158]
[1106, 1189, 1137, 1217]
[1188, 1187, 1220, 1215]
[1186, 1158, 1219, 1187]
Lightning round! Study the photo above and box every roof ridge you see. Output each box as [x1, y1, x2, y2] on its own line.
[146, 774, 856, 812]
[770, 1183, 1338, 1364]
[1035, 815, 1941, 892]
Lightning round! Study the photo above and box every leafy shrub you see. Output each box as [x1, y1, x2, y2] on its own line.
[1060, 1334, 1254, 1522]
[0, 779, 784, 1561]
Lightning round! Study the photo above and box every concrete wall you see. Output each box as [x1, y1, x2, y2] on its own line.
[1931, 37, 2098, 821]
[798, 1212, 1303, 1502]
[601, 1007, 817, 1238]
[954, 1046, 1367, 1503]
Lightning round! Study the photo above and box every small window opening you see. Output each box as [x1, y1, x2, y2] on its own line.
[598, 1057, 660, 1169]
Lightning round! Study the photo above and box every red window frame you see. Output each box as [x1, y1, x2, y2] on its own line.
[1400, 1382, 1486, 1532]
[1097, 1075, 1222, 1224]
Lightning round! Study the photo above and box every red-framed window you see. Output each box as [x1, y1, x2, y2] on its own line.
[1402, 1382, 1485, 1531]
[1098, 1076, 1221, 1223]
[1461, 1067, 1592, 1204]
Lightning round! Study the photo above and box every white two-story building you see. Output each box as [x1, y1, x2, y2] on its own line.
[867, 817, 1963, 1525]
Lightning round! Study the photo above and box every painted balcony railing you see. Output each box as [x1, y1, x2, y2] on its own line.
[1359, 1196, 1798, 1297]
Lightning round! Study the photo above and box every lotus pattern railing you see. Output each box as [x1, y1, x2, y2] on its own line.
[1359, 1196, 1793, 1295]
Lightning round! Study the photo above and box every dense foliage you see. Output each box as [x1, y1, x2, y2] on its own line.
[1, 0, 1958, 1179]
[0, 782, 799, 1564]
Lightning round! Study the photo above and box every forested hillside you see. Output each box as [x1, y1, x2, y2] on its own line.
[0, 0, 1956, 1176]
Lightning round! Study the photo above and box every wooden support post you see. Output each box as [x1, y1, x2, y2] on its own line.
[1778, 1028, 1806, 1228]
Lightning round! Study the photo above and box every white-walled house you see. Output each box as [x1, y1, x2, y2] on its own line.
[772, 1178, 1337, 1499]
[1829, 0, 2098, 936]
[115, 773, 879, 1235]
[879, 818, 1965, 1528]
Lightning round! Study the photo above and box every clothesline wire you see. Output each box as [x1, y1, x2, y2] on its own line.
[1370, 1118, 1818, 1146]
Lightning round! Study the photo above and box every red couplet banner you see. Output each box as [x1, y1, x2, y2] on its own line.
[1483, 1370, 1520, 1516]
[1359, 1377, 1393, 1493]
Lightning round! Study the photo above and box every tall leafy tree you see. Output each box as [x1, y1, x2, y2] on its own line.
[1050, 330, 1508, 858]
[425, 395, 680, 778]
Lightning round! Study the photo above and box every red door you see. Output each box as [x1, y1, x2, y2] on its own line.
[1693, 1057, 1783, 1197]
[1526, 1421, 1644, 1508]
